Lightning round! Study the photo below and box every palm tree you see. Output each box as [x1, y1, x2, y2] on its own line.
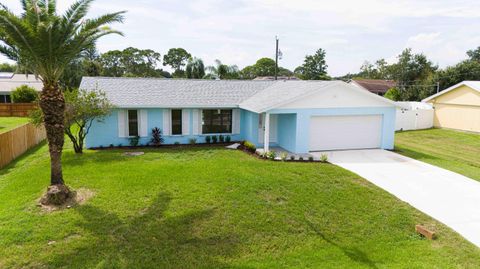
[206, 60, 239, 79]
[0, 0, 125, 204]
[185, 57, 205, 79]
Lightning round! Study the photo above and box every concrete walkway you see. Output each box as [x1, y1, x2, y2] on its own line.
[311, 149, 480, 247]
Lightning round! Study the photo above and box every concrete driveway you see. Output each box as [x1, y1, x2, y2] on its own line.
[311, 149, 480, 247]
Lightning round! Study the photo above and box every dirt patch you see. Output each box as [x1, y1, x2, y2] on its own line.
[38, 188, 95, 213]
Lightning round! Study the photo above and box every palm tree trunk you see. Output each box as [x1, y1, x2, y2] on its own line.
[39, 82, 65, 185]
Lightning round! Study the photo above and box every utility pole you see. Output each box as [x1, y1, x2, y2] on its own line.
[275, 36, 279, 80]
[436, 81, 440, 93]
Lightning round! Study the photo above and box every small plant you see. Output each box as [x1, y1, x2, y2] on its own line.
[212, 135, 218, 143]
[320, 154, 329, 163]
[129, 136, 140, 147]
[308, 156, 314, 161]
[150, 127, 164, 146]
[290, 155, 295, 161]
[205, 135, 211, 144]
[109, 144, 114, 148]
[189, 138, 197, 145]
[99, 145, 104, 149]
[225, 135, 231, 143]
[281, 152, 288, 161]
[118, 143, 123, 147]
[266, 151, 277, 160]
[174, 141, 180, 145]
[219, 135, 225, 143]
[243, 141, 256, 153]
[299, 156, 304, 161]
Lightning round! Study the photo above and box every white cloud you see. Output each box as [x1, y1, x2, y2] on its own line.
[1, 0, 480, 76]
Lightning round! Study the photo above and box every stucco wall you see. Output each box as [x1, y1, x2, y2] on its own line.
[427, 85, 480, 132]
[277, 113, 297, 153]
[86, 108, 244, 148]
[240, 109, 259, 146]
[269, 107, 396, 153]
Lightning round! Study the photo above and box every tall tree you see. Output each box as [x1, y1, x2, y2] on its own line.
[185, 57, 205, 79]
[206, 60, 239, 79]
[467, 47, 480, 62]
[254, 58, 276, 76]
[163, 48, 191, 77]
[0, 0, 125, 204]
[100, 47, 164, 77]
[60, 45, 102, 89]
[389, 48, 437, 101]
[240, 58, 293, 79]
[296, 48, 329, 80]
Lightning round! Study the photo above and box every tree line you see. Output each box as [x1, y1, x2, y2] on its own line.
[2, 42, 479, 102]
[338, 47, 480, 101]
[0, 46, 330, 88]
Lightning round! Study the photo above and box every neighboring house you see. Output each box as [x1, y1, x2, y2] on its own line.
[349, 79, 396, 96]
[423, 81, 480, 133]
[80, 77, 397, 154]
[0, 73, 43, 103]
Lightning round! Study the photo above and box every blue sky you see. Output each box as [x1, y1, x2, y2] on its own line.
[4, 0, 480, 76]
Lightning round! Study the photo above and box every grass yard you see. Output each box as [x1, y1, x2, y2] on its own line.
[1, 143, 480, 268]
[395, 128, 480, 181]
[0, 117, 30, 134]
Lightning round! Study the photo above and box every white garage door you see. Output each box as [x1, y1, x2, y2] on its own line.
[309, 115, 383, 151]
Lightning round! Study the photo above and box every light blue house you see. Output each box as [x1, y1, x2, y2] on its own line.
[80, 77, 397, 154]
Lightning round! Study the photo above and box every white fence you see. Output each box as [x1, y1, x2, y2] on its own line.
[395, 102, 434, 131]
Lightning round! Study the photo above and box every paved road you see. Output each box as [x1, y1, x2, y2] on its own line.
[311, 149, 480, 247]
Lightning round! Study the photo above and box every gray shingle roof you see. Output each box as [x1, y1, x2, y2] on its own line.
[239, 80, 338, 112]
[0, 74, 43, 93]
[80, 77, 276, 108]
[80, 77, 392, 112]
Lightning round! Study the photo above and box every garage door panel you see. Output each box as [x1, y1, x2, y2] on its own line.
[309, 115, 382, 151]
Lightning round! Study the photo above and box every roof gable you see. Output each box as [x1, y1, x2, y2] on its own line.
[278, 82, 397, 109]
[423, 81, 480, 103]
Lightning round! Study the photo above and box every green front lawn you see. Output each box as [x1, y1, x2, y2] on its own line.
[395, 128, 480, 181]
[0, 117, 29, 134]
[1, 143, 479, 268]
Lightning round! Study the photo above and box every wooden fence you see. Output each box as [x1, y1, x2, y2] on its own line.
[0, 103, 38, 117]
[0, 123, 46, 169]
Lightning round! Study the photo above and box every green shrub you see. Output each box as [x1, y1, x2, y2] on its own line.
[129, 136, 140, 147]
[320, 154, 329, 163]
[384, 87, 401, 101]
[299, 156, 304, 161]
[290, 155, 295, 161]
[212, 135, 218, 143]
[205, 136, 211, 143]
[219, 135, 224, 143]
[11, 85, 38, 103]
[150, 127, 164, 146]
[266, 151, 277, 160]
[243, 141, 256, 153]
[225, 136, 231, 143]
[280, 152, 288, 161]
[189, 138, 197, 145]
[308, 156, 314, 161]
[174, 141, 180, 145]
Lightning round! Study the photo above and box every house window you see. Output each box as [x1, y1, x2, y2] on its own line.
[171, 109, 182, 135]
[0, 94, 10, 103]
[202, 109, 232, 134]
[128, 110, 138, 137]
